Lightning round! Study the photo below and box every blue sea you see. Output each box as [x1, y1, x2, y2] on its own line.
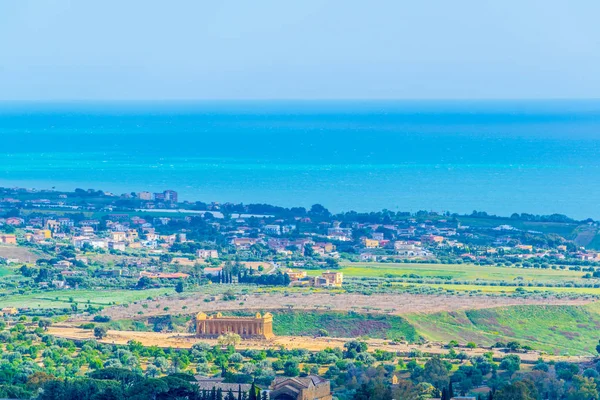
[1, 100, 599, 219]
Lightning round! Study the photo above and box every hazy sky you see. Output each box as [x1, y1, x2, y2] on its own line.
[1, 0, 599, 100]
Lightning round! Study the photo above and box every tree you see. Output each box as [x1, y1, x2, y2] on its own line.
[422, 357, 450, 391]
[248, 383, 258, 400]
[38, 319, 52, 331]
[344, 340, 368, 358]
[567, 375, 598, 400]
[499, 355, 521, 375]
[283, 360, 300, 377]
[94, 326, 108, 339]
[494, 380, 538, 400]
[218, 332, 241, 347]
[175, 280, 185, 293]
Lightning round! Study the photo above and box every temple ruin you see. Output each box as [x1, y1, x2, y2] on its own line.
[195, 312, 274, 340]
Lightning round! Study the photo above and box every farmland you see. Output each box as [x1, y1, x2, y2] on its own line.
[305, 262, 589, 283]
[0, 288, 175, 309]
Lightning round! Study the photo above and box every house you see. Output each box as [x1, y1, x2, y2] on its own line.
[54, 260, 73, 268]
[421, 234, 444, 244]
[0, 234, 17, 245]
[159, 234, 177, 244]
[1, 307, 18, 316]
[109, 242, 126, 251]
[231, 237, 258, 250]
[45, 219, 60, 231]
[263, 224, 281, 235]
[286, 269, 307, 281]
[321, 271, 343, 287]
[327, 227, 352, 240]
[314, 242, 335, 253]
[371, 232, 384, 241]
[363, 238, 380, 248]
[138, 191, 153, 200]
[516, 244, 533, 252]
[6, 217, 24, 226]
[126, 230, 139, 242]
[394, 241, 429, 258]
[81, 226, 94, 236]
[270, 376, 332, 400]
[58, 218, 74, 227]
[111, 232, 127, 242]
[359, 253, 378, 262]
[197, 249, 219, 259]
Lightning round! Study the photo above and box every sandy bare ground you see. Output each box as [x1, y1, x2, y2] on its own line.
[47, 326, 588, 364]
[0, 244, 41, 263]
[101, 292, 594, 320]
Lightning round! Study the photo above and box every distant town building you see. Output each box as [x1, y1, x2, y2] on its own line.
[138, 191, 153, 200]
[0, 234, 17, 245]
[197, 249, 219, 259]
[286, 269, 308, 281]
[263, 224, 281, 235]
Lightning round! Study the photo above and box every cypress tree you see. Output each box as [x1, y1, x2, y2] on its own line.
[217, 388, 224, 400]
[449, 381, 454, 398]
[238, 385, 242, 400]
[249, 383, 257, 400]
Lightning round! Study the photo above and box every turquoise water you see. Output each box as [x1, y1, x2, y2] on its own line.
[1, 100, 599, 218]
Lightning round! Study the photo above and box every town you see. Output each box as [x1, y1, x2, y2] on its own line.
[2, 186, 600, 400]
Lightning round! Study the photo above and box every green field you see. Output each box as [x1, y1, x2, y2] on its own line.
[0, 288, 175, 309]
[391, 282, 600, 295]
[406, 304, 600, 356]
[271, 310, 419, 341]
[305, 262, 588, 283]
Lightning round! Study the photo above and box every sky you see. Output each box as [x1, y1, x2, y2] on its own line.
[1, 0, 599, 100]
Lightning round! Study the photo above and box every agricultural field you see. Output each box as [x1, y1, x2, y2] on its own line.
[0, 287, 175, 309]
[304, 262, 590, 283]
[390, 282, 600, 295]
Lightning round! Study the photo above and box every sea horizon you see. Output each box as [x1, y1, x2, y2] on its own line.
[2, 99, 600, 219]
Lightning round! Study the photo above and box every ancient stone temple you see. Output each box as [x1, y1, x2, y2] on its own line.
[195, 312, 274, 339]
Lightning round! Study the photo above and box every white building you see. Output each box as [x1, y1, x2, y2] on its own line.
[197, 249, 219, 259]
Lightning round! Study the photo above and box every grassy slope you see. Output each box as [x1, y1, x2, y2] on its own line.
[222, 310, 419, 342]
[406, 303, 600, 356]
